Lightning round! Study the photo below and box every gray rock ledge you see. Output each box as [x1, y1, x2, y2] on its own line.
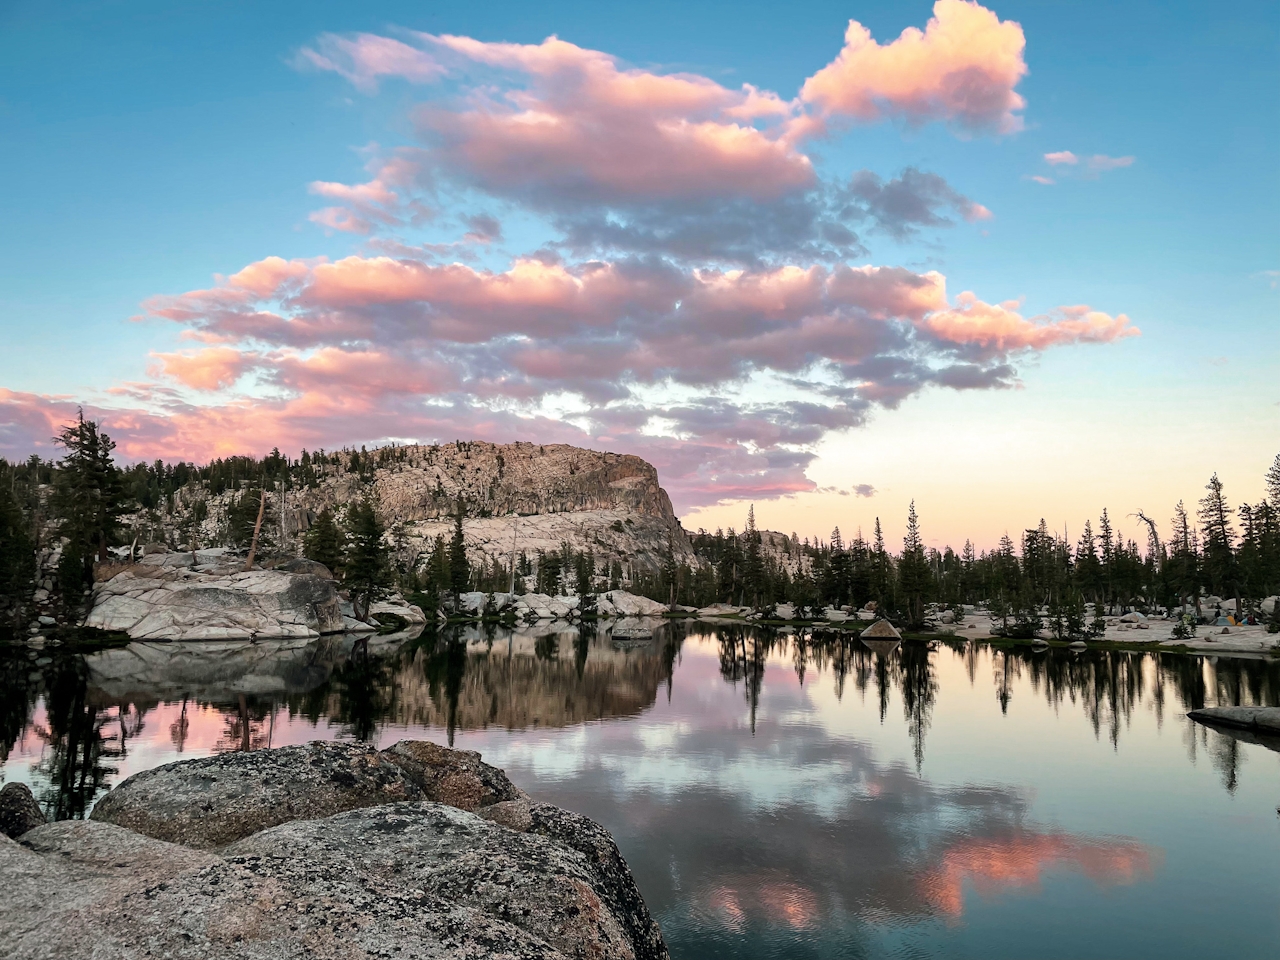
[2, 740, 668, 960]
[1187, 705, 1280, 736]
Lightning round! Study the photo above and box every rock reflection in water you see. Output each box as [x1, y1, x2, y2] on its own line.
[2, 626, 1280, 959]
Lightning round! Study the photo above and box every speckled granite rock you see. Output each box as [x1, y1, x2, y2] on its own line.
[0, 783, 46, 839]
[383, 739, 526, 811]
[5, 740, 667, 960]
[84, 552, 344, 640]
[89, 740, 427, 848]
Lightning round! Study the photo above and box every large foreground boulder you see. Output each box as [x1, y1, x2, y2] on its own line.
[90, 739, 525, 848]
[85, 552, 344, 640]
[2, 740, 667, 960]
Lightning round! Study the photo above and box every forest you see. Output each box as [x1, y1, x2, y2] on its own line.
[2, 412, 1278, 633]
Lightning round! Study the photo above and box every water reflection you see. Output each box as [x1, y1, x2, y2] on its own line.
[2, 626, 1279, 959]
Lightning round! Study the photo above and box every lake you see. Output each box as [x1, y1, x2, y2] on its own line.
[3, 622, 1278, 959]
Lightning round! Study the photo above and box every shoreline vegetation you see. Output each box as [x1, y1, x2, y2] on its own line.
[2, 411, 1279, 653]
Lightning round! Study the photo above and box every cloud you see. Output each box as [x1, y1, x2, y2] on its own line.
[800, 0, 1028, 134]
[295, 14, 1014, 264]
[853, 484, 877, 498]
[1040, 151, 1134, 180]
[1086, 154, 1134, 172]
[306, 149, 435, 235]
[411, 33, 814, 209]
[105, 252, 1139, 510]
[149, 347, 257, 391]
[1027, 175, 1054, 185]
[5, 6, 1132, 514]
[462, 214, 502, 244]
[919, 294, 1138, 355]
[844, 167, 992, 241]
[296, 33, 445, 94]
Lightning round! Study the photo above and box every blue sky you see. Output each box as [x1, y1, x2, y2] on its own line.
[1, 0, 1276, 546]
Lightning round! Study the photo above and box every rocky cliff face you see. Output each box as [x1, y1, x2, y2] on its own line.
[147, 441, 692, 577]
[358, 441, 678, 523]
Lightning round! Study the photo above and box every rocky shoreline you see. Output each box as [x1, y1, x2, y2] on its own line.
[0, 740, 668, 959]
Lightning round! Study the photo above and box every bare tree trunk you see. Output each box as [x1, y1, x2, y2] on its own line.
[244, 490, 267, 571]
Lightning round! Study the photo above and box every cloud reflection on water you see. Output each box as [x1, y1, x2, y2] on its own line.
[2, 624, 1278, 956]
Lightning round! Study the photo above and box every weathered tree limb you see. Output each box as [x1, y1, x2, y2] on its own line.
[244, 490, 266, 571]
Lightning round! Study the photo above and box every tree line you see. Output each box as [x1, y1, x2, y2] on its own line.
[672, 462, 1280, 634]
[2, 412, 1277, 632]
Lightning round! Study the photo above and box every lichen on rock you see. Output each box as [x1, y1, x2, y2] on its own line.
[2, 739, 670, 959]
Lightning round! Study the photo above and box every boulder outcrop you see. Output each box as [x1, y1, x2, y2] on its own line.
[0, 783, 46, 839]
[2, 740, 668, 960]
[84, 550, 344, 640]
[453, 589, 670, 620]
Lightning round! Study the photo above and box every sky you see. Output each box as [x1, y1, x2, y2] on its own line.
[1, 0, 1276, 550]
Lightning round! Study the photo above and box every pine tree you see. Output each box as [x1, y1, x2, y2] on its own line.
[1097, 509, 1114, 611]
[1075, 520, 1101, 601]
[871, 518, 891, 607]
[1197, 472, 1238, 606]
[448, 498, 470, 599]
[897, 501, 929, 627]
[227, 487, 272, 550]
[1265, 451, 1280, 511]
[344, 499, 390, 621]
[52, 410, 126, 592]
[742, 505, 763, 607]
[0, 467, 35, 616]
[303, 507, 343, 574]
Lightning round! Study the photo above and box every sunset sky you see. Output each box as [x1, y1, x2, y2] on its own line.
[1, 0, 1276, 549]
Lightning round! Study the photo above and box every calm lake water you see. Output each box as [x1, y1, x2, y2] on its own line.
[3, 623, 1279, 959]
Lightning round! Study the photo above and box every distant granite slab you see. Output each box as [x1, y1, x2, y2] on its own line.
[1187, 706, 1280, 736]
[2, 739, 668, 960]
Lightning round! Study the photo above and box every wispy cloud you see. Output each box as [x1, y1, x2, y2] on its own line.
[1038, 150, 1135, 181]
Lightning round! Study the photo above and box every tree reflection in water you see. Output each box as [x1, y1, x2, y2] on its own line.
[2, 628, 1279, 819]
[30, 655, 122, 820]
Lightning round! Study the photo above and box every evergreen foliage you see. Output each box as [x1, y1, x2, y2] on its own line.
[448, 499, 470, 599]
[302, 507, 343, 574]
[343, 499, 391, 620]
[51, 410, 126, 592]
[2, 422, 1280, 630]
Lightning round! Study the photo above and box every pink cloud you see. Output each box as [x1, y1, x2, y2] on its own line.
[1042, 151, 1134, 179]
[410, 34, 814, 206]
[297, 33, 445, 94]
[918, 293, 1139, 353]
[800, 0, 1028, 134]
[305, 150, 435, 236]
[150, 347, 258, 391]
[299, 16, 1016, 223]
[1027, 175, 1054, 185]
